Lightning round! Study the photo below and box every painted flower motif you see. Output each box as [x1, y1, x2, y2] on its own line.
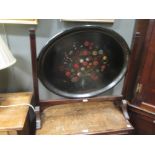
[85, 57, 90, 62]
[82, 50, 89, 56]
[77, 72, 81, 77]
[93, 60, 99, 66]
[79, 59, 84, 63]
[62, 40, 109, 83]
[73, 63, 79, 69]
[102, 56, 107, 60]
[84, 41, 90, 47]
[82, 61, 88, 66]
[92, 51, 98, 56]
[65, 71, 71, 77]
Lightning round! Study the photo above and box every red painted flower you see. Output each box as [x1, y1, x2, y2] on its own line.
[73, 63, 79, 69]
[84, 41, 89, 47]
[82, 50, 89, 56]
[93, 60, 99, 66]
[91, 73, 98, 80]
[82, 61, 88, 66]
[65, 71, 71, 77]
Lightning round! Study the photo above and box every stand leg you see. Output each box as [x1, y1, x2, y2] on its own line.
[29, 29, 39, 106]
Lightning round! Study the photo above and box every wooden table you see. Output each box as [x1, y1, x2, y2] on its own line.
[0, 92, 33, 135]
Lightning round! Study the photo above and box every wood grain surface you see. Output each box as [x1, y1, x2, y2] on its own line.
[0, 92, 32, 131]
[37, 101, 133, 135]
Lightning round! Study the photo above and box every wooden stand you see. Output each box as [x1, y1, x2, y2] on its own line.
[29, 29, 134, 135]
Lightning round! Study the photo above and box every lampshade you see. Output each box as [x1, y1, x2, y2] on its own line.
[0, 35, 16, 70]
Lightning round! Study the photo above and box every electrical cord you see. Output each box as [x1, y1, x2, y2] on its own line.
[0, 104, 35, 112]
[0, 103, 37, 134]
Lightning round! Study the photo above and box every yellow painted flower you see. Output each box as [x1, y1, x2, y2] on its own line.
[92, 51, 98, 56]
[103, 56, 107, 60]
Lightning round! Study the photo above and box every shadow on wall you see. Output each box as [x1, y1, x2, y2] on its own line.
[0, 54, 33, 93]
[8, 54, 33, 92]
[36, 19, 61, 38]
[4, 24, 33, 36]
[0, 69, 10, 93]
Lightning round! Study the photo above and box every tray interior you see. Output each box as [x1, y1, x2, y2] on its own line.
[36, 101, 133, 135]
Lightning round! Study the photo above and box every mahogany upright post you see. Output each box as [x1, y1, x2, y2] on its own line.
[29, 29, 39, 105]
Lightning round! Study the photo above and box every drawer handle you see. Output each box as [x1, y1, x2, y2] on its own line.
[153, 120, 155, 124]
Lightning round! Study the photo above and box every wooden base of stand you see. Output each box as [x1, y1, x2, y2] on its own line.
[36, 99, 133, 135]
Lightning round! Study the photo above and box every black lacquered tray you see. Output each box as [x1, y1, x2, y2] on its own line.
[38, 26, 129, 98]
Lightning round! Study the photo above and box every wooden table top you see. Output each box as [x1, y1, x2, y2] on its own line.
[0, 92, 33, 131]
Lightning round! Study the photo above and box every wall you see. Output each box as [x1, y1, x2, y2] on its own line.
[0, 19, 135, 100]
